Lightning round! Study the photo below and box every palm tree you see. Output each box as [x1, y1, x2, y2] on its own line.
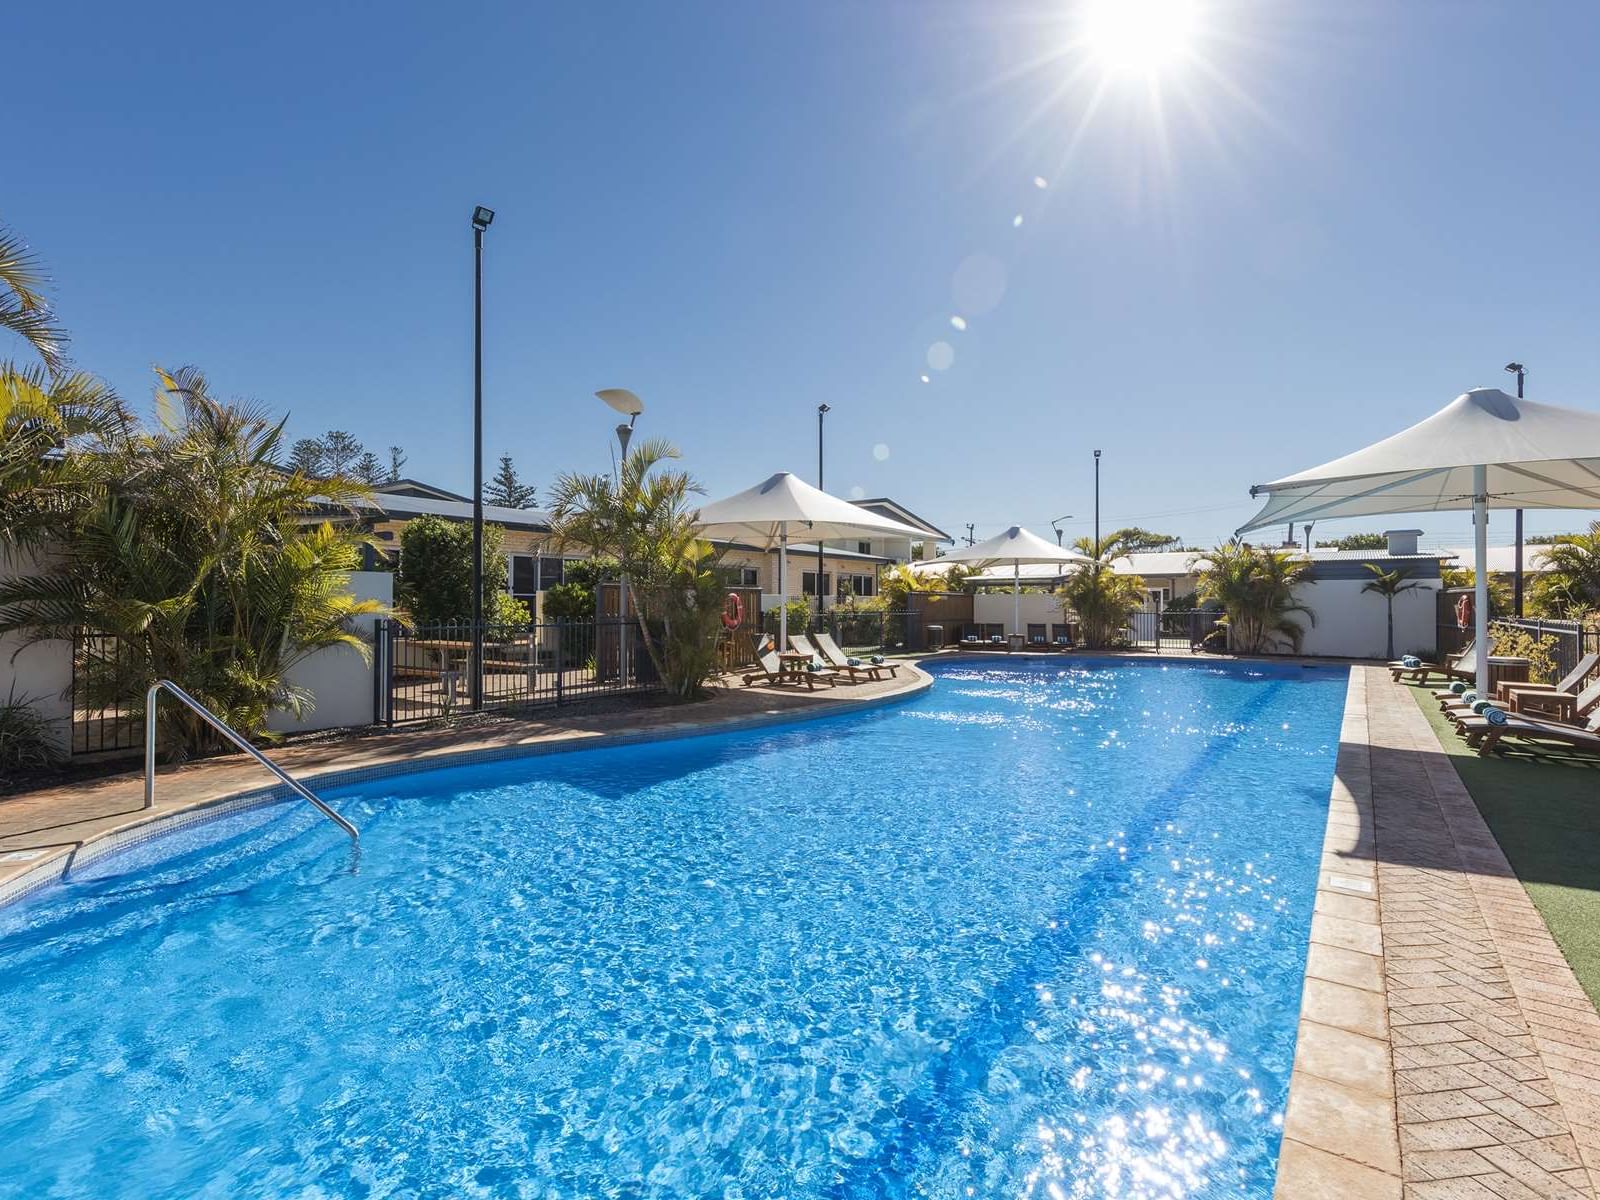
[0, 226, 67, 374]
[545, 438, 726, 701]
[0, 367, 382, 757]
[1058, 546, 1147, 649]
[1198, 542, 1315, 654]
[1539, 522, 1600, 614]
[1361, 564, 1421, 660]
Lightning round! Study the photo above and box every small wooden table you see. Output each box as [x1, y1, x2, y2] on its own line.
[777, 650, 812, 681]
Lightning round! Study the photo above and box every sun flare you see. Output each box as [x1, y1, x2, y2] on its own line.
[1081, 0, 1199, 75]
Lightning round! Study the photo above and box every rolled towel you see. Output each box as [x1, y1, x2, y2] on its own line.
[1483, 706, 1509, 726]
[1402, 655, 1421, 668]
[846, 656, 863, 667]
[869, 655, 886, 665]
[1449, 681, 1468, 695]
[1471, 699, 1496, 714]
[1461, 691, 1478, 705]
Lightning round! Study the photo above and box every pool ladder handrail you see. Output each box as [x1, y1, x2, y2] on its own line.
[144, 679, 359, 843]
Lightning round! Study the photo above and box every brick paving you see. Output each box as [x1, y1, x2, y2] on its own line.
[1278, 666, 1600, 1198]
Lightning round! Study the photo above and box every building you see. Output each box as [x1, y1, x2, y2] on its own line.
[344, 479, 948, 616]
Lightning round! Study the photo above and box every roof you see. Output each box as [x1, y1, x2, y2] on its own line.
[1438, 546, 1556, 574]
[371, 478, 473, 503]
[334, 493, 554, 531]
[852, 498, 953, 542]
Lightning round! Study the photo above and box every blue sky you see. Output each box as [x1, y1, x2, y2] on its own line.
[8, 0, 1600, 549]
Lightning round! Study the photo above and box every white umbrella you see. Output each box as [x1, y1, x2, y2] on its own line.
[936, 526, 1092, 637]
[694, 472, 927, 649]
[1239, 387, 1600, 691]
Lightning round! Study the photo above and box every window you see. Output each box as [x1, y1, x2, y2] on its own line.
[1027, 624, 1047, 643]
[801, 571, 831, 596]
[538, 557, 566, 590]
[857, 540, 872, 555]
[510, 554, 538, 599]
[1143, 586, 1170, 611]
[847, 572, 876, 597]
[741, 567, 759, 588]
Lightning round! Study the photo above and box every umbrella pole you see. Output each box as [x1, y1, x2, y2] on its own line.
[1473, 465, 1490, 694]
[779, 526, 789, 651]
[1013, 562, 1020, 639]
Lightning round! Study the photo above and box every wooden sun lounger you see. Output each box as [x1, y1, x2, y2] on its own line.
[789, 635, 869, 684]
[812, 632, 899, 681]
[741, 643, 837, 690]
[1391, 643, 1475, 684]
[1461, 709, 1600, 759]
[1442, 678, 1600, 735]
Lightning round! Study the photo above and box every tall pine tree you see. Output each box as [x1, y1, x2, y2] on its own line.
[485, 453, 536, 508]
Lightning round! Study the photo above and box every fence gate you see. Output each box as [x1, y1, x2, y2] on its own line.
[70, 630, 142, 755]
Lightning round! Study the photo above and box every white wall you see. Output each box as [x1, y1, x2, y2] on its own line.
[0, 550, 73, 752]
[1287, 578, 1438, 660]
[973, 590, 1062, 634]
[266, 571, 393, 735]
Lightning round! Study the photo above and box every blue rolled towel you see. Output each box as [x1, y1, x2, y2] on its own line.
[869, 655, 886, 665]
[847, 656, 863, 667]
[1483, 706, 1509, 726]
[1471, 699, 1495, 714]
[1402, 655, 1421, 668]
[1449, 681, 1468, 695]
[1462, 691, 1478, 705]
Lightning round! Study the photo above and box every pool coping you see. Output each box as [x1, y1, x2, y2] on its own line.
[0, 666, 933, 910]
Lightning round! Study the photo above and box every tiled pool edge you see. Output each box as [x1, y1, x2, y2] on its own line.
[0, 667, 933, 911]
[1273, 667, 1405, 1198]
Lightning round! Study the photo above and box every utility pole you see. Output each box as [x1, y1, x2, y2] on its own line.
[965, 523, 975, 546]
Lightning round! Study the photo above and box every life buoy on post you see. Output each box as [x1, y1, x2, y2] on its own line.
[722, 591, 745, 630]
[1455, 593, 1473, 630]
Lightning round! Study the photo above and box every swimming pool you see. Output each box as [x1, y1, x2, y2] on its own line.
[0, 657, 1347, 1199]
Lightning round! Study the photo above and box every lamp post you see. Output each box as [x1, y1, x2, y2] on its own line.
[816, 404, 830, 614]
[1051, 515, 1074, 548]
[469, 205, 494, 712]
[1093, 449, 1102, 558]
[597, 389, 643, 684]
[1505, 362, 1527, 616]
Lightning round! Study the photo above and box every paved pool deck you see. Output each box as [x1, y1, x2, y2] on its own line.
[1275, 666, 1600, 1199]
[6, 655, 1600, 1197]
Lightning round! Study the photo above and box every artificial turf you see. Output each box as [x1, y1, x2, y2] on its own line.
[1404, 680, 1600, 1007]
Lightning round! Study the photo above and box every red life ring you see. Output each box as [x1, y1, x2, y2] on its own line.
[1455, 593, 1473, 629]
[722, 591, 745, 630]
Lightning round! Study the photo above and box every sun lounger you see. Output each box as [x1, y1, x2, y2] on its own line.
[812, 631, 899, 681]
[790, 635, 869, 684]
[1495, 652, 1600, 714]
[1461, 708, 1600, 758]
[1391, 643, 1475, 684]
[1445, 678, 1600, 735]
[741, 643, 837, 689]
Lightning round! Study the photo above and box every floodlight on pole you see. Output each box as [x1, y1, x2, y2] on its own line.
[1051, 514, 1074, 547]
[468, 204, 494, 712]
[595, 389, 644, 686]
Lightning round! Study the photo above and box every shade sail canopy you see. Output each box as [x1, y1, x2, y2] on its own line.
[934, 525, 1092, 568]
[1239, 388, 1600, 532]
[1237, 386, 1600, 694]
[694, 472, 926, 545]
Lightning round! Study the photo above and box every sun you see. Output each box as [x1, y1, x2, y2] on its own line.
[1081, 0, 1200, 76]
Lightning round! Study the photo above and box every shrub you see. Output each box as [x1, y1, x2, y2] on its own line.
[1057, 560, 1146, 649]
[0, 692, 61, 781]
[1198, 542, 1314, 654]
[396, 514, 513, 625]
[1489, 623, 1561, 684]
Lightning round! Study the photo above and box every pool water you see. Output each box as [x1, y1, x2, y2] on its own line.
[0, 657, 1347, 1199]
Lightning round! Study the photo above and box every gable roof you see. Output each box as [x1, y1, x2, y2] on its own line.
[371, 478, 474, 503]
[852, 498, 952, 542]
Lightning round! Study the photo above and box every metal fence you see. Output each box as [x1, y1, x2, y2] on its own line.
[70, 630, 142, 755]
[1125, 609, 1228, 652]
[1488, 617, 1599, 683]
[826, 609, 924, 653]
[376, 618, 663, 725]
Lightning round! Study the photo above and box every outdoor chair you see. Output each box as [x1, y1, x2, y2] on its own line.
[1459, 707, 1600, 759]
[790, 635, 869, 685]
[741, 644, 837, 690]
[1445, 679, 1600, 736]
[813, 631, 898, 681]
[1493, 653, 1600, 715]
[1390, 642, 1475, 684]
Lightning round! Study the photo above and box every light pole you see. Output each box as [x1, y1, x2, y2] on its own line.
[1505, 362, 1527, 616]
[1093, 449, 1102, 559]
[816, 404, 830, 614]
[469, 205, 494, 712]
[1051, 515, 1074, 547]
[598, 389, 644, 683]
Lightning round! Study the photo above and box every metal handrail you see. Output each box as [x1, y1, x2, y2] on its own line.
[144, 680, 359, 843]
